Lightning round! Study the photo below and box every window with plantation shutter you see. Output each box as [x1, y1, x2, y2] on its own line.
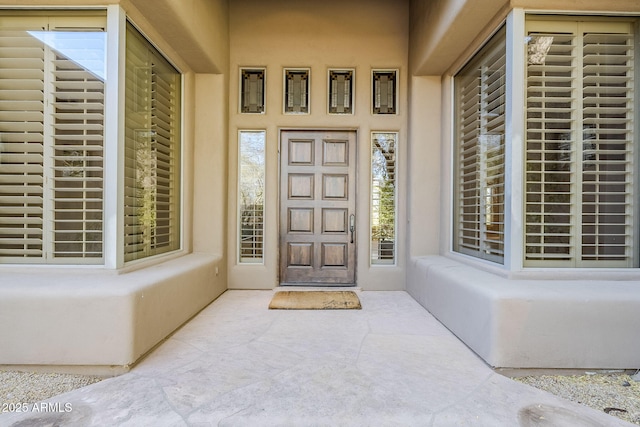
[525, 19, 635, 267]
[0, 13, 106, 263]
[454, 27, 506, 263]
[124, 23, 181, 262]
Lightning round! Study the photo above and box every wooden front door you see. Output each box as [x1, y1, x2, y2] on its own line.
[280, 130, 357, 285]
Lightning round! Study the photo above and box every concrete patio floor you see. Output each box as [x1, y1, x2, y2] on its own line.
[0, 290, 632, 426]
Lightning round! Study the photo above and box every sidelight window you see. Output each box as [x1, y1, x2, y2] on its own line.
[371, 132, 397, 265]
[238, 130, 265, 263]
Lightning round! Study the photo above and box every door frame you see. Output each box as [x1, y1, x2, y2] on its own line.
[278, 128, 359, 286]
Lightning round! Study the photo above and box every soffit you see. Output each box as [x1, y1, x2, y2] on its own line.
[126, 0, 229, 74]
[410, 0, 509, 76]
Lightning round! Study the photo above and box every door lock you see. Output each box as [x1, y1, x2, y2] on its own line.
[349, 214, 355, 244]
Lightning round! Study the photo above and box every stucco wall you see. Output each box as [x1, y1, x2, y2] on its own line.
[227, 0, 410, 290]
[406, 0, 640, 369]
[407, 76, 441, 257]
[408, 256, 640, 369]
[0, 254, 225, 373]
[0, 2, 230, 371]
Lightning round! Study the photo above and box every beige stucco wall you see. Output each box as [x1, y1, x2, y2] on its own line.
[227, 0, 410, 290]
[0, 1, 230, 371]
[407, 0, 640, 369]
[407, 76, 441, 257]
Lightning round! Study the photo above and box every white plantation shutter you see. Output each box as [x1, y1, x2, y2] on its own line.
[124, 23, 181, 262]
[581, 31, 633, 264]
[525, 29, 574, 263]
[50, 29, 105, 259]
[0, 23, 45, 259]
[454, 27, 506, 263]
[525, 20, 634, 267]
[151, 61, 180, 250]
[0, 14, 105, 263]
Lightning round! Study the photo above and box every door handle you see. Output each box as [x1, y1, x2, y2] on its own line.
[349, 214, 355, 244]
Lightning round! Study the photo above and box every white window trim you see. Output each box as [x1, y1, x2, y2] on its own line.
[504, 8, 526, 271]
[104, 4, 126, 269]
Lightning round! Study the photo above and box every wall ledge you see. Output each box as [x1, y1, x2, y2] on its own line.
[407, 255, 640, 369]
[0, 253, 226, 373]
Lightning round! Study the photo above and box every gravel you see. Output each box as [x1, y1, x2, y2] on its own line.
[0, 371, 103, 406]
[1, 370, 639, 425]
[515, 372, 640, 425]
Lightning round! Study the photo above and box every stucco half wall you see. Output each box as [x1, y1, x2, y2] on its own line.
[408, 256, 640, 370]
[0, 253, 225, 375]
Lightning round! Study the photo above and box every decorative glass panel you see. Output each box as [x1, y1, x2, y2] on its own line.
[328, 69, 354, 114]
[372, 70, 397, 114]
[240, 68, 265, 114]
[284, 68, 309, 114]
[239, 130, 266, 263]
[371, 132, 397, 265]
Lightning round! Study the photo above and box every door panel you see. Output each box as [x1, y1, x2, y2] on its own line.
[280, 130, 356, 284]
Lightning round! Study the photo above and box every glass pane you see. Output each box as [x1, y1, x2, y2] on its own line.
[284, 69, 309, 114]
[240, 68, 265, 113]
[453, 26, 506, 263]
[524, 20, 634, 267]
[124, 23, 181, 262]
[525, 31, 575, 263]
[239, 131, 265, 263]
[372, 70, 396, 114]
[328, 69, 354, 114]
[0, 14, 106, 263]
[371, 132, 396, 265]
[580, 32, 633, 262]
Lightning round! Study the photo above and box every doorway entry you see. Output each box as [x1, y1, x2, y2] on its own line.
[279, 130, 357, 285]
